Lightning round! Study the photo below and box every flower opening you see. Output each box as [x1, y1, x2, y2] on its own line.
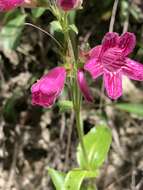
[84, 32, 143, 100]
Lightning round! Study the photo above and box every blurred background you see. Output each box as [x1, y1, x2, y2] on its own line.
[0, 0, 143, 189]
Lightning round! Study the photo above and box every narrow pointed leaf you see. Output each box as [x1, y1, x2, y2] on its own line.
[115, 103, 143, 116]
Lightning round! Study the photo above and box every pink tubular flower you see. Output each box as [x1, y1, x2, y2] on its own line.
[84, 32, 143, 100]
[77, 69, 93, 102]
[0, 0, 24, 11]
[57, 0, 82, 11]
[31, 67, 66, 107]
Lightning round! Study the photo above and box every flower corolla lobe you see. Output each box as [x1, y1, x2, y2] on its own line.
[84, 32, 143, 100]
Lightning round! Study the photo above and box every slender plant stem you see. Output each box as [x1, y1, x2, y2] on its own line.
[65, 111, 75, 169]
[24, 22, 63, 48]
[68, 32, 89, 167]
[75, 107, 89, 168]
[109, 0, 119, 32]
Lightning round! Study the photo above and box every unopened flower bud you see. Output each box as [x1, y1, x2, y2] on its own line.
[57, 0, 83, 11]
[0, 0, 24, 11]
[31, 67, 66, 107]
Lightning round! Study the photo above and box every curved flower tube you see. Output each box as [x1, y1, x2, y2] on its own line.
[77, 69, 93, 102]
[84, 32, 143, 100]
[31, 66, 66, 107]
[0, 0, 24, 11]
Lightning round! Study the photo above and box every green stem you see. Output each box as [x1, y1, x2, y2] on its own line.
[75, 106, 89, 167]
[61, 13, 89, 168]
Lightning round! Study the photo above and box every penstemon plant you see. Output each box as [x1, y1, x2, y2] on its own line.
[1, 0, 143, 189]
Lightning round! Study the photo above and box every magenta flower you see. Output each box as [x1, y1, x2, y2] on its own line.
[77, 69, 93, 102]
[0, 0, 24, 11]
[84, 32, 143, 100]
[31, 67, 66, 107]
[57, 0, 82, 11]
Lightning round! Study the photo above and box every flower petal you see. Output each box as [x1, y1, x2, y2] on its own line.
[118, 32, 136, 56]
[104, 70, 122, 100]
[123, 58, 143, 81]
[40, 93, 56, 107]
[84, 58, 103, 79]
[31, 81, 40, 93]
[42, 66, 66, 80]
[32, 92, 56, 107]
[88, 45, 102, 59]
[77, 69, 93, 102]
[101, 32, 119, 54]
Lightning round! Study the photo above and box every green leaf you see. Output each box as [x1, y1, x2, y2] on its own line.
[64, 169, 98, 190]
[3, 96, 17, 123]
[0, 11, 26, 49]
[115, 103, 143, 117]
[57, 100, 73, 112]
[48, 168, 65, 190]
[31, 8, 46, 18]
[77, 125, 112, 170]
[3, 91, 23, 123]
[69, 24, 78, 34]
[50, 20, 64, 43]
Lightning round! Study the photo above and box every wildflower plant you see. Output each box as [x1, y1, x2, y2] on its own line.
[1, 0, 143, 189]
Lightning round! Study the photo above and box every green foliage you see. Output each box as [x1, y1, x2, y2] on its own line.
[3, 92, 23, 123]
[50, 20, 64, 43]
[48, 168, 98, 190]
[31, 8, 46, 18]
[64, 169, 98, 190]
[49, 126, 112, 190]
[69, 24, 78, 34]
[3, 96, 17, 123]
[77, 125, 112, 170]
[68, 11, 76, 25]
[115, 103, 143, 117]
[49, 20, 78, 46]
[57, 100, 73, 112]
[0, 11, 26, 49]
[48, 168, 65, 190]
